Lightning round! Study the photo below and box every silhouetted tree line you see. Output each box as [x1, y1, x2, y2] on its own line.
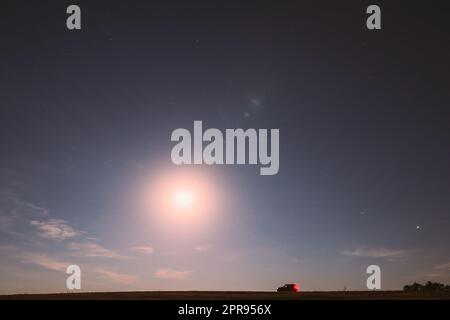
[403, 281, 450, 292]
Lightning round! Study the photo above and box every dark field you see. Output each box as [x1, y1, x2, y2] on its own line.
[1, 291, 450, 300]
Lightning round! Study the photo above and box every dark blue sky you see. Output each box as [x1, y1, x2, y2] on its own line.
[1, 1, 449, 293]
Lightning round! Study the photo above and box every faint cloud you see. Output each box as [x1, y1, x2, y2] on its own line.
[0, 189, 50, 240]
[425, 273, 449, 278]
[68, 241, 130, 259]
[128, 246, 154, 255]
[434, 262, 450, 270]
[14, 199, 49, 216]
[0, 244, 20, 253]
[194, 244, 212, 253]
[341, 247, 408, 259]
[0, 187, 48, 218]
[94, 268, 138, 285]
[30, 219, 83, 241]
[154, 268, 190, 280]
[0, 245, 68, 272]
[18, 252, 68, 272]
[0, 215, 17, 235]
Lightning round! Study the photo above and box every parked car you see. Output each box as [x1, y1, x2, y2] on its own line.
[277, 283, 300, 292]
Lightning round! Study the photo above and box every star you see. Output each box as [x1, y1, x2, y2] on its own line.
[416, 225, 421, 230]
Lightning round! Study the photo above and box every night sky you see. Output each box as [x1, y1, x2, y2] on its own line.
[1, 1, 450, 293]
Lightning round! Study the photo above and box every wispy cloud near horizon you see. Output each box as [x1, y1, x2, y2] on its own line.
[154, 268, 190, 280]
[434, 262, 450, 270]
[194, 244, 212, 253]
[68, 241, 131, 259]
[341, 247, 409, 259]
[128, 246, 154, 255]
[19, 253, 68, 272]
[94, 268, 138, 285]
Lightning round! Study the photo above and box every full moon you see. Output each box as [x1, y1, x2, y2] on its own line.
[143, 168, 224, 236]
[173, 190, 194, 209]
